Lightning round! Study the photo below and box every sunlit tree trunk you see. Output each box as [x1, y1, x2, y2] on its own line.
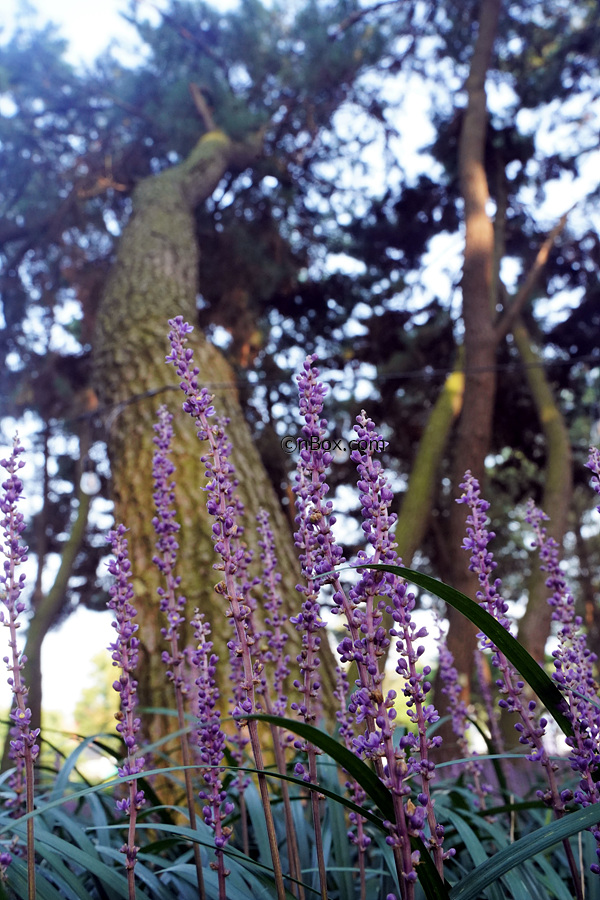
[434, 0, 502, 755]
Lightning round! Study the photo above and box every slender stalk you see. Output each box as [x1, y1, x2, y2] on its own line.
[247, 720, 286, 898]
[239, 793, 250, 857]
[25, 756, 35, 900]
[192, 611, 232, 898]
[175, 687, 206, 899]
[256, 510, 304, 898]
[270, 723, 304, 899]
[301, 741, 327, 900]
[126, 793, 138, 900]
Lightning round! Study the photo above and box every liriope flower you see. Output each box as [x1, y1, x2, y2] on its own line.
[107, 525, 145, 875]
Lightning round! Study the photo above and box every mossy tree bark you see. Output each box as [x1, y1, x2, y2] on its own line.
[93, 130, 337, 747]
[395, 354, 465, 565]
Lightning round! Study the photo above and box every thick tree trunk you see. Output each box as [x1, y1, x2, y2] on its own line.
[434, 0, 502, 747]
[93, 130, 337, 748]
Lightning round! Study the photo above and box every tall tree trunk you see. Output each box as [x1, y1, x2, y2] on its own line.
[93, 130, 337, 747]
[514, 317, 572, 662]
[431, 3, 572, 748]
[433, 0, 502, 753]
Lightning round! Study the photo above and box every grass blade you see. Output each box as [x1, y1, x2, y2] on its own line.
[244, 713, 451, 899]
[448, 803, 600, 900]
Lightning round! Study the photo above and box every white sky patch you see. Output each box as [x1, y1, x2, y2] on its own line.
[41, 608, 115, 723]
[4, 0, 242, 66]
[0, 608, 114, 721]
[5, 0, 146, 65]
[326, 253, 367, 276]
[500, 256, 523, 293]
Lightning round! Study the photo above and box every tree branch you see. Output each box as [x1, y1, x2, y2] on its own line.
[328, 0, 402, 40]
[189, 82, 216, 133]
[494, 206, 574, 342]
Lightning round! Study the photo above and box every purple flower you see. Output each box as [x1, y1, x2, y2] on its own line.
[151, 405, 189, 692]
[457, 473, 510, 637]
[290, 356, 333, 731]
[166, 317, 260, 719]
[1, 436, 39, 811]
[106, 524, 145, 867]
[527, 501, 600, 835]
[191, 611, 232, 879]
[587, 447, 600, 510]
[457, 474, 567, 813]
[165, 317, 215, 429]
[256, 509, 290, 717]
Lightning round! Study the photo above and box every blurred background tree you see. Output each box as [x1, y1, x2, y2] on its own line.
[0, 0, 599, 756]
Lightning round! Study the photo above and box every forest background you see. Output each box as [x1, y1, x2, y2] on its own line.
[0, 0, 599, 760]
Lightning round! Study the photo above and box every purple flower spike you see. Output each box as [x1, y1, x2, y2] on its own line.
[587, 447, 600, 511]
[342, 411, 397, 730]
[106, 525, 145, 870]
[457, 473, 510, 635]
[166, 317, 215, 434]
[191, 611, 232, 885]
[527, 499, 600, 868]
[256, 509, 290, 717]
[152, 405, 188, 691]
[166, 320, 273, 792]
[166, 321, 258, 713]
[458, 475, 570, 819]
[346, 411, 448, 869]
[1, 436, 39, 824]
[290, 356, 335, 730]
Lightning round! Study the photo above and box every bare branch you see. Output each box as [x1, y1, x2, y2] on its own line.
[189, 82, 216, 133]
[495, 206, 574, 341]
[328, 0, 402, 40]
